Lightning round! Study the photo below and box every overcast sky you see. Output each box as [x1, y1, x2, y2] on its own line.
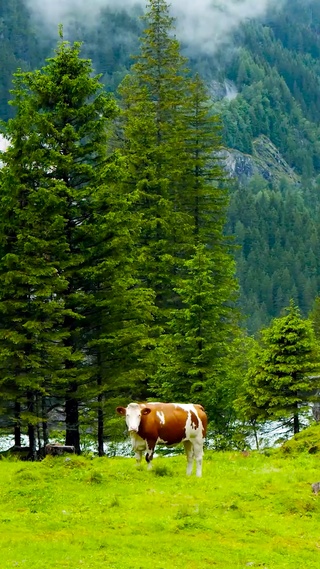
[24, 0, 285, 53]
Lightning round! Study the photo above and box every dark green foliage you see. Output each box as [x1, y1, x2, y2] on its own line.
[118, 0, 238, 426]
[221, 2, 320, 176]
[227, 176, 320, 333]
[237, 301, 320, 434]
[0, 35, 153, 453]
[309, 296, 320, 342]
[1, 1, 320, 338]
[118, 0, 195, 319]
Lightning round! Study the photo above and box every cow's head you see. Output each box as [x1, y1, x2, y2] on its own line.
[116, 403, 151, 433]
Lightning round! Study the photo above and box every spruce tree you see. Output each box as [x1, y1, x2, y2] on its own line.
[118, 0, 238, 419]
[309, 296, 320, 341]
[118, 0, 193, 322]
[238, 301, 320, 435]
[81, 175, 154, 454]
[151, 75, 237, 424]
[0, 32, 152, 453]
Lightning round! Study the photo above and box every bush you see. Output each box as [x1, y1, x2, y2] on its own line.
[279, 423, 320, 455]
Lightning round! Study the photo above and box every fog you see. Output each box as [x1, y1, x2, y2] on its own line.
[24, 0, 286, 53]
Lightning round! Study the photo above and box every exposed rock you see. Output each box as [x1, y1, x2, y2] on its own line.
[221, 135, 299, 185]
[45, 443, 75, 456]
[209, 79, 238, 102]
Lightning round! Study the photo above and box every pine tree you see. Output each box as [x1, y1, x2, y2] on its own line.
[118, 0, 238, 419]
[81, 173, 155, 454]
[238, 301, 320, 434]
[118, 0, 194, 323]
[151, 74, 238, 424]
[0, 32, 152, 453]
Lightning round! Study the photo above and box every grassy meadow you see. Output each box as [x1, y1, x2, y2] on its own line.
[0, 446, 320, 569]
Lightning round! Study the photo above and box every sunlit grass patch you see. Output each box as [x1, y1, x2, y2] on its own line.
[0, 451, 318, 568]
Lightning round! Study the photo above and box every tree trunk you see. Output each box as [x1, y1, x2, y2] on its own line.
[14, 400, 21, 447]
[36, 395, 42, 454]
[97, 386, 104, 457]
[65, 382, 80, 454]
[27, 391, 37, 460]
[293, 399, 300, 434]
[42, 397, 49, 447]
[252, 421, 260, 450]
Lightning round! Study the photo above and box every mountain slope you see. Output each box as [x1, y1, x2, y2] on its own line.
[1, 0, 320, 332]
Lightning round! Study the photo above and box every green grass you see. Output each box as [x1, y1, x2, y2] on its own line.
[0, 450, 319, 568]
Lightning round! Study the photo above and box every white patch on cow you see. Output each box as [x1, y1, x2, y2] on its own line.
[180, 405, 205, 477]
[156, 410, 166, 425]
[184, 411, 198, 438]
[125, 402, 142, 433]
[129, 432, 146, 465]
[130, 433, 146, 452]
[174, 403, 199, 417]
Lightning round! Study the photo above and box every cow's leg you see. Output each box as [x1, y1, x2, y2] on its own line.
[145, 441, 155, 470]
[193, 440, 204, 478]
[183, 440, 194, 476]
[135, 449, 143, 465]
[131, 435, 146, 467]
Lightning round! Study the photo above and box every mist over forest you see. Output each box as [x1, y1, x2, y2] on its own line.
[24, 0, 287, 53]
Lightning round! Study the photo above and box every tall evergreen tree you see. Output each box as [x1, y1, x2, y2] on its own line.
[152, 75, 237, 423]
[237, 301, 320, 435]
[118, 0, 238, 420]
[118, 0, 194, 322]
[82, 172, 155, 454]
[0, 32, 153, 453]
[309, 296, 320, 341]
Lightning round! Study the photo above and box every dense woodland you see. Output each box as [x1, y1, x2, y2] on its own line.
[0, 0, 320, 455]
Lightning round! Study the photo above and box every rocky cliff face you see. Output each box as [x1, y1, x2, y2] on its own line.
[221, 135, 299, 185]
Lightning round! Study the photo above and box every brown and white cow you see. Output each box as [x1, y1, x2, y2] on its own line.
[116, 402, 207, 477]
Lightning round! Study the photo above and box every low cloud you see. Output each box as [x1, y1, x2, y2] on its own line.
[171, 0, 285, 53]
[24, 0, 139, 25]
[24, 0, 286, 53]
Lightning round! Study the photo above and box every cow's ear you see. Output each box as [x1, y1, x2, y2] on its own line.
[141, 407, 151, 415]
[116, 406, 126, 415]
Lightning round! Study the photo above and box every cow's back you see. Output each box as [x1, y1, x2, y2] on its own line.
[139, 402, 206, 446]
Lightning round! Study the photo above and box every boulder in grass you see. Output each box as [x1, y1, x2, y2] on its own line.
[45, 443, 75, 456]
